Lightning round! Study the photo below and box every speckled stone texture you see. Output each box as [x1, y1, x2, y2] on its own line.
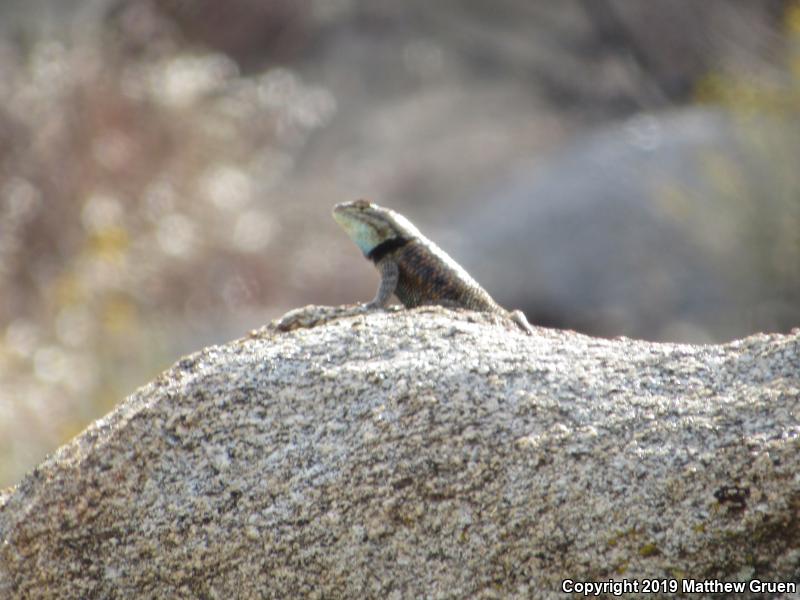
[1, 306, 798, 599]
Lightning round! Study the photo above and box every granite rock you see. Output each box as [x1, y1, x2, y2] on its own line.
[1, 306, 798, 598]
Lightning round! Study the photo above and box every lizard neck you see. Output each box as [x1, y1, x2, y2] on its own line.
[367, 237, 409, 263]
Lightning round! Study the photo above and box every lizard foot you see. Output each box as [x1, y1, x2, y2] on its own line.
[509, 309, 534, 336]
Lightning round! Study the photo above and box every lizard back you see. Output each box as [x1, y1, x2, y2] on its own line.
[391, 239, 502, 312]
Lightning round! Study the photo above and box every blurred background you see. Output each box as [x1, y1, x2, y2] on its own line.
[1, 0, 799, 487]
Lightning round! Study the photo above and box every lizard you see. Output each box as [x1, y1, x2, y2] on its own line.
[331, 199, 533, 334]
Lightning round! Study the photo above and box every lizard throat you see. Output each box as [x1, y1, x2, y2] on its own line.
[367, 237, 409, 263]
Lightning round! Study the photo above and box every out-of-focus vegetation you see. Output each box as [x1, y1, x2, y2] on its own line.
[0, 2, 338, 485]
[689, 3, 800, 328]
[1, 0, 798, 486]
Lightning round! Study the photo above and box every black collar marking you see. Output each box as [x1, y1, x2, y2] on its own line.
[367, 237, 409, 263]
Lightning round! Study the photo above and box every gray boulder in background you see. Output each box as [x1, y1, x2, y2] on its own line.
[457, 108, 800, 343]
[1, 307, 798, 598]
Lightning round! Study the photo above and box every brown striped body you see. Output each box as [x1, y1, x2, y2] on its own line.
[388, 239, 501, 311]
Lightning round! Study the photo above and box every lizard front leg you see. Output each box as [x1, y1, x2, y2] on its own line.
[367, 258, 399, 308]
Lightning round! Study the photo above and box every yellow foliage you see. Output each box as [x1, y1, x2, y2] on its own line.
[102, 296, 137, 334]
[785, 2, 800, 36]
[87, 226, 130, 263]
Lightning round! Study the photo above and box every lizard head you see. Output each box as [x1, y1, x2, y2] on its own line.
[333, 199, 422, 256]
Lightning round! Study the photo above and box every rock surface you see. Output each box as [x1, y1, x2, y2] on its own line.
[1, 306, 798, 599]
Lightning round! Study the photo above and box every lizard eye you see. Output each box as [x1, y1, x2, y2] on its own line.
[353, 199, 371, 209]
